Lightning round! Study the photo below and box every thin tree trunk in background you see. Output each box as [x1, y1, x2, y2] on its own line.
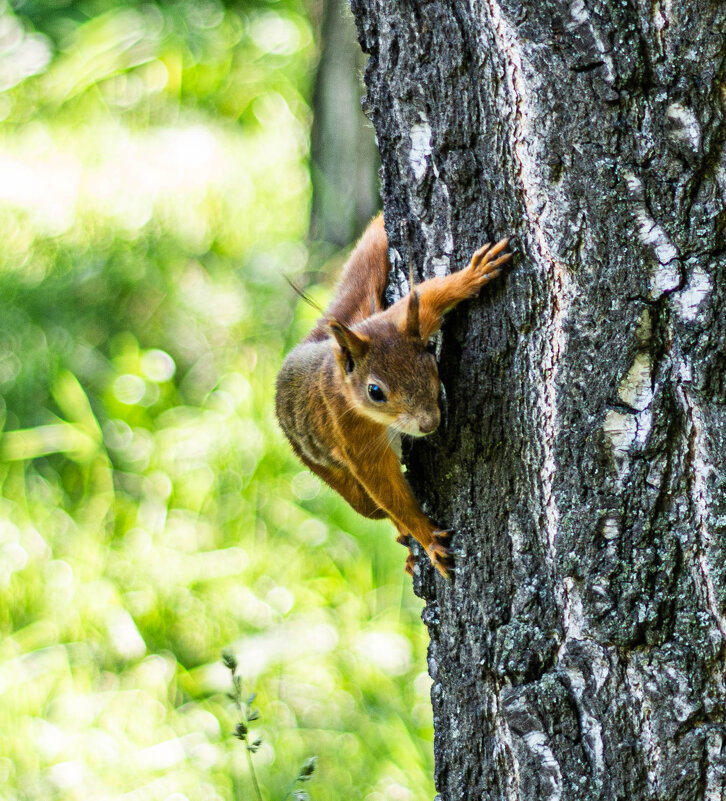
[310, 0, 379, 248]
[349, 1, 726, 799]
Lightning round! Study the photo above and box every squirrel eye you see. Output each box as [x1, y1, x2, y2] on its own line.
[367, 383, 386, 403]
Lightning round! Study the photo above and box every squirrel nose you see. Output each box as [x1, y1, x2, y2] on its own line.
[419, 412, 440, 435]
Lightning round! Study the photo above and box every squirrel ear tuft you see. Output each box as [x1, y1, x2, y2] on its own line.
[328, 319, 370, 360]
[406, 290, 421, 340]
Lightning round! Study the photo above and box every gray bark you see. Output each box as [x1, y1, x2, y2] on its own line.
[348, 1, 726, 799]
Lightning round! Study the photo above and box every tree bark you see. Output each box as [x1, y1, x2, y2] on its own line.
[349, 1, 726, 799]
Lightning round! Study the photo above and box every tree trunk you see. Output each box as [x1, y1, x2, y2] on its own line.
[309, 0, 380, 249]
[349, 1, 726, 799]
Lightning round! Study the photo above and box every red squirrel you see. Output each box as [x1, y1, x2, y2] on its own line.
[276, 214, 511, 577]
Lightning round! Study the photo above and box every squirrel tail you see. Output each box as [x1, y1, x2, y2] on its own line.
[302, 213, 390, 343]
[324, 213, 389, 326]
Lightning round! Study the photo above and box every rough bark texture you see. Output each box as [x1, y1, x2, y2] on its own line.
[349, 1, 726, 799]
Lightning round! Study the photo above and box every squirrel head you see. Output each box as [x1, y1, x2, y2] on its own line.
[328, 291, 441, 436]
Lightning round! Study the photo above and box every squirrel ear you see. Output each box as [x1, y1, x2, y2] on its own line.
[328, 319, 370, 361]
[406, 290, 421, 340]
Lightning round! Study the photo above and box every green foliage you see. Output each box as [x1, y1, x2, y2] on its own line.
[224, 649, 318, 801]
[0, 2, 434, 799]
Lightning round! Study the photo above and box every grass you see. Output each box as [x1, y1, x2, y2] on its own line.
[0, 2, 434, 799]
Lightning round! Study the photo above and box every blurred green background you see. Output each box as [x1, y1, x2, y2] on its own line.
[0, 1, 433, 799]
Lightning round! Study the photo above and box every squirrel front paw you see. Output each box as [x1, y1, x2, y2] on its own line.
[426, 530, 454, 578]
[468, 238, 512, 289]
[397, 529, 454, 577]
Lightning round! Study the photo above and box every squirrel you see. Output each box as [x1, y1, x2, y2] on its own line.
[276, 214, 511, 577]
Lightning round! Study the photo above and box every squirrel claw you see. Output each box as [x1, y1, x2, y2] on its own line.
[427, 537, 455, 578]
[432, 556, 454, 579]
[470, 238, 512, 280]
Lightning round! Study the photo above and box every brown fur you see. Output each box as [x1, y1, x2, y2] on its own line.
[276, 213, 511, 576]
